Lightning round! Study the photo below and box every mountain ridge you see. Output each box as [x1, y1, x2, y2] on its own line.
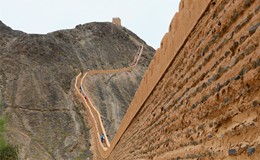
[0, 20, 154, 159]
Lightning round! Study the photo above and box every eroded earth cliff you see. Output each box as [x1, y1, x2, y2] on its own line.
[0, 21, 154, 159]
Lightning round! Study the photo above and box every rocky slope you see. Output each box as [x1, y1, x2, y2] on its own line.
[0, 20, 154, 159]
[84, 44, 153, 140]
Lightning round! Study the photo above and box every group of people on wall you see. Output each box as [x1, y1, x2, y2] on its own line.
[79, 85, 88, 101]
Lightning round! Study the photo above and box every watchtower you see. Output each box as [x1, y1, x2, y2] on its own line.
[112, 17, 121, 26]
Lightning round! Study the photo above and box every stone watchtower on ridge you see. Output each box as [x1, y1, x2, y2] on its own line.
[112, 17, 121, 26]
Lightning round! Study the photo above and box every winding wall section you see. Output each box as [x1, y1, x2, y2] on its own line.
[75, 45, 144, 157]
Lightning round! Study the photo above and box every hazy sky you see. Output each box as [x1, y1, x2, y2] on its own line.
[0, 0, 180, 48]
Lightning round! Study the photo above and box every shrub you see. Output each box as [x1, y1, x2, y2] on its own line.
[0, 116, 18, 159]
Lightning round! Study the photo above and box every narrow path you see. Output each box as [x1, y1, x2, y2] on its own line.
[74, 45, 143, 157]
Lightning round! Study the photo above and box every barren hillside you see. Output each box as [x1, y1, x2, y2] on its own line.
[0, 21, 154, 159]
[84, 45, 152, 140]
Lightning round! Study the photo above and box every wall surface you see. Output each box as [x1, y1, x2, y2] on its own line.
[102, 0, 260, 159]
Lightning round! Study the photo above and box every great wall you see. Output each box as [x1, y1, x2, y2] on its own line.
[75, 0, 260, 159]
[75, 45, 144, 155]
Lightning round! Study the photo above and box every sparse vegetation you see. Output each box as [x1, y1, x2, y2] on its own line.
[0, 105, 18, 160]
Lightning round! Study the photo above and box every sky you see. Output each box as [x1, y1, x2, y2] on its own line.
[0, 0, 180, 49]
